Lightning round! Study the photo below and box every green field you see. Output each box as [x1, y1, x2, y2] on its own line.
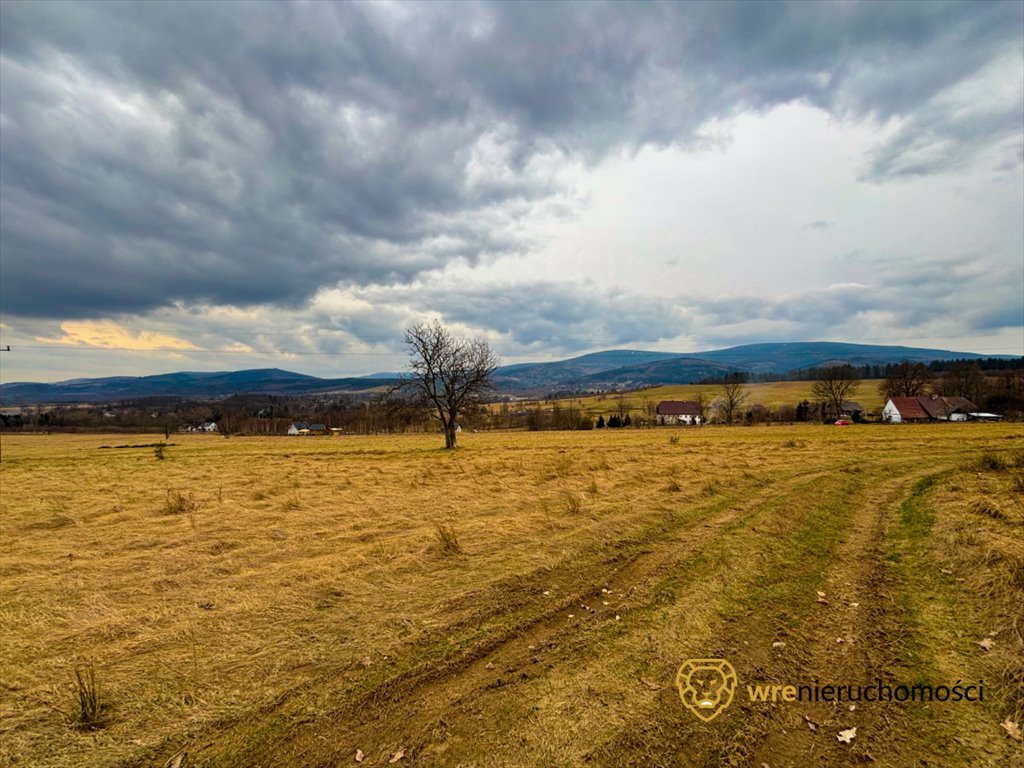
[1, 425, 1021, 767]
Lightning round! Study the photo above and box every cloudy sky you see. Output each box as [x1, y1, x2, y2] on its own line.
[1, 0, 1022, 382]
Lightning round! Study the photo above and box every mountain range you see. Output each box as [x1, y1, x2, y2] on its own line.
[0, 342, 1012, 404]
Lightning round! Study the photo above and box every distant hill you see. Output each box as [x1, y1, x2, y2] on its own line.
[0, 342, 1010, 404]
[580, 357, 739, 389]
[0, 368, 395, 404]
[494, 349, 682, 390]
[673, 341, 996, 374]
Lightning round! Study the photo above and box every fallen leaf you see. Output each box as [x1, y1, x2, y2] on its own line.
[485, 661, 495, 670]
[849, 602, 860, 608]
[639, 678, 662, 690]
[1001, 719, 1022, 742]
[355, 749, 364, 763]
[542, 590, 551, 596]
[360, 656, 372, 668]
[836, 637, 845, 644]
[816, 591, 827, 598]
[837, 727, 857, 744]
[568, 614, 574, 619]
[602, 601, 609, 606]
[940, 568, 953, 575]
[849, 704, 856, 712]
[816, 597, 830, 605]
[772, 641, 786, 649]
[615, 615, 620, 621]
[389, 748, 405, 763]
[978, 638, 995, 651]
[803, 715, 817, 732]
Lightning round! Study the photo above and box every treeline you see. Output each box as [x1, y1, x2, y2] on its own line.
[696, 356, 1022, 385]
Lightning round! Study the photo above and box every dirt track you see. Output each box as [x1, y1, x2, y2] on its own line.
[155, 447, 1020, 767]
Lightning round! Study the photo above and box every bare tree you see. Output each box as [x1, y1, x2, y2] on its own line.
[880, 360, 931, 399]
[694, 390, 710, 425]
[936, 361, 987, 405]
[403, 320, 499, 449]
[812, 365, 861, 421]
[717, 374, 748, 424]
[614, 394, 632, 422]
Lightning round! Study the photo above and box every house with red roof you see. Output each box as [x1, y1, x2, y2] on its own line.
[882, 395, 979, 423]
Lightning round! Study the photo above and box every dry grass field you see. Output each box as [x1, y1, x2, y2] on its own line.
[1, 425, 1022, 767]
[532, 379, 887, 418]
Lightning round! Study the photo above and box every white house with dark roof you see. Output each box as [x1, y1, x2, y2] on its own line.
[656, 400, 702, 425]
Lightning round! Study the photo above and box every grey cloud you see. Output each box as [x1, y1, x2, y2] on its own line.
[1, 1, 1021, 319]
[803, 220, 834, 231]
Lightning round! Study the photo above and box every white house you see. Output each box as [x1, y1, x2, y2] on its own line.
[287, 422, 310, 435]
[656, 401, 702, 425]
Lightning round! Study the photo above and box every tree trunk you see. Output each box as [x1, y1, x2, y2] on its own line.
[444, 421, 458, 449]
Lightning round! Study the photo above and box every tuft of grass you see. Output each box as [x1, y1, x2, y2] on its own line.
[154, 444, 166, 460]
[433, 522, 463, 556]
[587, 480, 599, 498]
[971, 452, 1007, 472]
[73, 665, 103, 729]
[564, 492, 583, 514]
[665, 480, 681, 493]
[969, 498, 1006, 521]
[164, 490, 199, 516]
[699, 478, 720, 497]
[781, 439, 805, 448]
[668, 435, 680, 445]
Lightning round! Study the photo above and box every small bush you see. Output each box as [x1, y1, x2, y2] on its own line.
[73, 665, 103, 729]
[164, 490, 199, 516]
[433, 522, 463, 556]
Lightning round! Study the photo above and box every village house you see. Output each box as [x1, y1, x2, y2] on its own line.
[882, 395, 979, 423]
[656, 400, 702, 425]
[287, 422, 330, 435]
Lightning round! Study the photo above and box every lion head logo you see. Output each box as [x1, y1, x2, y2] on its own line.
[676, 659, 738, 722]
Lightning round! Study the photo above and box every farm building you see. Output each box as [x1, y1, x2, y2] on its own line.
[882, 395, 979, 423]
[656, 400, 702, 425]
[287, 422, 329, 435]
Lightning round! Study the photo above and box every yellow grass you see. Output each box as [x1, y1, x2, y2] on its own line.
[522, 379, 887, 417]
[0, 425, 1021, 767]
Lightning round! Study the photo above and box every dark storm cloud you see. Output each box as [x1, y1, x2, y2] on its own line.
[1, 0, 1021, 319]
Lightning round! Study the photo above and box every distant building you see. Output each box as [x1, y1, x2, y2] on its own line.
[882, 395, 979, 423]
[656, 401, 702, 425]
[287, 422, 309, 435]
[840, 401, 864, 418]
